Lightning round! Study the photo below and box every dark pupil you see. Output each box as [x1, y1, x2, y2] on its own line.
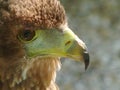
[20, 30, 35, 41]
[23, 30, 31, 38]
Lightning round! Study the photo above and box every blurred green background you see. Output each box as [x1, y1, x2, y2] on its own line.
[56, 0, 120, 90]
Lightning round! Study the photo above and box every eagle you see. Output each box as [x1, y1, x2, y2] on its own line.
[0, 0, 89, 90]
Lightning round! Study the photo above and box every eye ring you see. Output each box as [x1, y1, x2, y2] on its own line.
[18, 29, 36, 42]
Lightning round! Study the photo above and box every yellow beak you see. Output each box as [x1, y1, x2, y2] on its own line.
[24, 28, 89, 70]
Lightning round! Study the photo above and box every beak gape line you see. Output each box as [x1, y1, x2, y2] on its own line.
[24, 28, 90, 70]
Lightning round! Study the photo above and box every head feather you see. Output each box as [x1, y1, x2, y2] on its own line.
[0, 0, 66, 28]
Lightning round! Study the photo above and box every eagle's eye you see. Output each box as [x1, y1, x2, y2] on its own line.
[18, 29, 35, 42]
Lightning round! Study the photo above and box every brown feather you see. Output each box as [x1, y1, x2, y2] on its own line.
[0, 0, 66, 29]
[0, 56, 60, 90]
[0, 0, 66, 90]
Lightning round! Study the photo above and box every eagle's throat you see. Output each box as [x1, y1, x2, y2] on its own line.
[0, 57, 61, 90]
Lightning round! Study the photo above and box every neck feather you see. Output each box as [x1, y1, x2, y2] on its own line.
[0, 57, 61, 90]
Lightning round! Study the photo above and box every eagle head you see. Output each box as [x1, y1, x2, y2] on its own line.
[0, 0, 89, 89]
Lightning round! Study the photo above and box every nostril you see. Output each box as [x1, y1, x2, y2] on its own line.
[65, 41, 71, 46]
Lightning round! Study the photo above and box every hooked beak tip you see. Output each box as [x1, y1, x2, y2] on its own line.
[83, 51, 90, 70]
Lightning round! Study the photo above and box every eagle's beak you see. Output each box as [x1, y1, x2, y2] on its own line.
[65, 39, 89, 70]
[24, 28, 89, 69]
[63, 28, 89, 70]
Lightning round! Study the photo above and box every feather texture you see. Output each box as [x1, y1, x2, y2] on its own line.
[0, 0, 66, 28]
[0, 0, 65, 90]
[0, 57, 60, 90]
